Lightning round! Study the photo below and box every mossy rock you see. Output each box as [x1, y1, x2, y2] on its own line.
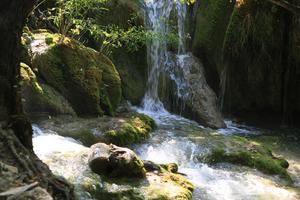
[160, 163, 179, 173]
[36, 112, 156, 147]
[20, 63, 76, 116]
[202, 135, 291, 180]
[104, 113, 156, 146]
[112, 48, 147, 105]
[31, 31, 121, 116]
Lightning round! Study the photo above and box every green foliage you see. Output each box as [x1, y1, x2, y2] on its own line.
[35, 0, 148, 55]
[31, 0, 186, 56]
[49, 0, 108, 36]
[92, 24, 148, 55]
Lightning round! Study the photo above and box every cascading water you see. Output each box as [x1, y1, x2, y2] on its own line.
[141, 0, 187, 112]
[176, 1, 187, 54]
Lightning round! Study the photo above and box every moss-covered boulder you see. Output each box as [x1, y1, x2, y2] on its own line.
[20, 63, 75, 116]
[31, 31, 122, 116]
[35, 112, 156, 147]
[197, 134, 291, 180]
[104, 112, 156, 146]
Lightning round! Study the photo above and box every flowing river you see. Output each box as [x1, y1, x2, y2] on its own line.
[32, 109, 300, 200]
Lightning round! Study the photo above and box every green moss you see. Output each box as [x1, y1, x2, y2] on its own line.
[206, 147, 291, 180]
[20, 63, 75, 116]
[192, 0, 289, 115]
[136, 113, 157, 130]
[220, 0, 286, 113]
[160, 163, 178, 173]
[32, 32, 122, 116]
[45, 37, 53, 45]
[192, 0, 235, 72]
[104, 114, 156, 146]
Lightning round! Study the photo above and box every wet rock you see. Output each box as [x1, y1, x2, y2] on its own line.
[104, 113, 156, 146]
[143, 160, 161, 172]
[160, 163, 179, 173]
[159, 52, 225, 129]
[37, 112, 156, 147]
[88, 143, 146, 178]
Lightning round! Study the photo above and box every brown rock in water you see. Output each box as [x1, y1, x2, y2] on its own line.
[88, 143, 146, 178]
[159, 52, 226, 129]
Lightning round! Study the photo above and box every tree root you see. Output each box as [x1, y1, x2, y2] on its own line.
[0, 128, 75, 199]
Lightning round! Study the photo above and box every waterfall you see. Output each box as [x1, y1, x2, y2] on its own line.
[141, 0, 187, 112]
[176, 1, 187, 54]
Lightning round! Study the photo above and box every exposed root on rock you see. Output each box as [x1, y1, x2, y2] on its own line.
[0, 127, 75, 199]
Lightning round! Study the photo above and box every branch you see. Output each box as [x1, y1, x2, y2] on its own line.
[266, 0, 300, 15]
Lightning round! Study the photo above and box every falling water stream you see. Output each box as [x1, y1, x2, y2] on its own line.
[141, 0, 188, 112]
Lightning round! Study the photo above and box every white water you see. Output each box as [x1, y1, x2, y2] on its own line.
[141, 0, 188, 112]
[32, 124, 88, 160]
[134, 110, 299, 200]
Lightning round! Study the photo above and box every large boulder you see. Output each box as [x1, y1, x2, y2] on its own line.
[20, 62, 76, 116]
[31, 31, 122, 116]
[88, 143, 146, 178]
[159, 52, 225, 129]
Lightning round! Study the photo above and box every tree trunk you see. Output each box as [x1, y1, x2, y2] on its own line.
[0, 1, 75, 199]
[0, 0, 35, 147]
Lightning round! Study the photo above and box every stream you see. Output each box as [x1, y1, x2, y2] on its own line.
[31, 1, 300, 199]
[32, 108, 300, 200]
